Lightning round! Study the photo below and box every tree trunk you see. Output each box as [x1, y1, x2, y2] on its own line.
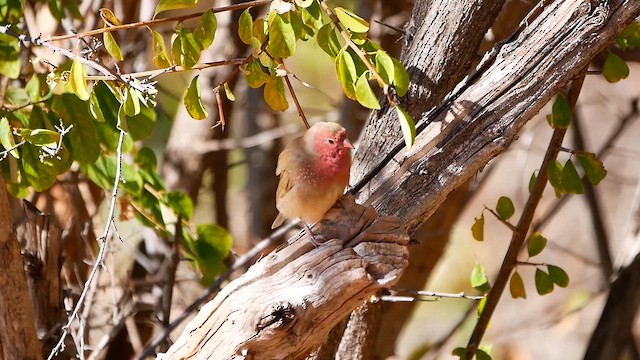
[0, 177, 42, 359]
[161, 0, 640, 358]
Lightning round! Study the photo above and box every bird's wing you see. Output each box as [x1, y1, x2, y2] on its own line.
[274, 137, 303, 201]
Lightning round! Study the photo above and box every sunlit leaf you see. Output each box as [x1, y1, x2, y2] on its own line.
[0, 117, 18, 158]
[69, 57, 90, 101]
[244, 59, 271, 88]
[0, 32, 20, 79]
[123, 87, 141, 117]
[534, 268, 554, 295]
[21, 143, 58, 191]
[99, 8, 122, 26]
[301, 1, 322, 30]
[602, 52, 629, 83]
[263, 77, 289, 111]
[155, 0, 198, 16]
[183, 75, 208, 120]
[576, 152, 607, 185]
[174, 27, 202, 70]
[194, 9, 217, 50]
[355, 73, 380, 110]
[375, 50, 394, 85]
[496, 196, 514, 220]
[527, 232, 547, 258]
[616, 22, 640, 49]
[334, 7, 369, 33]
[267, 12, 296, 58]
[19, 128, 60, 148]
[317, 23, 341, 58]
[394, 105, 415, 149]
[471, 262, 490, 293]
[392, 58, 410, 97]
[471, 213, 484, 242]
[164, 191, 194, 220]
[193, 224, 232, 284]
[148, 27, 171, 68]
[509, 271, 526, 299]
[238, 9, 253, 45]
[223, 83, 235, 101]
[335, 49, 357, 99]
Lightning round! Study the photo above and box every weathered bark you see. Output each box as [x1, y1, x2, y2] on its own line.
[0, 177, 42, 359]
[159, 196, 409, 359]
[163, 0, 640, 358]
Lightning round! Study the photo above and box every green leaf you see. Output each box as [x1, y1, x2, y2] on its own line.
[135, 147, 157, 171]
[21, 143, 58, 191]
[123, 87, 141, 117]
[267, 12, 296, 58]
[244, 59, 271, 88]
[92, 81, 133, 152]
[263, 77, 289, 111]
[25, 74, 49, 103]
[194, 9, 217, 50]
[576, 152, 607, 185]
[496, 196, 514, 220]
[471, 262, 490, 293]
[547, 160, 564, 197]
[452, 348, 467, 360]
[548, 265, 569, 288]
[223, 83, 235, 101]
[392, 58, 410, 97]
[164, 191, 194, 220]
[471, 213, 484, 242]
[335, 49, 357, 99]
[317, 23, 341, 58]
[174, 27, 202, 70]
[394, 105, 416, 149]
[355, 73, 380, 110]
[528, 171, 537, 193]
[183, 75, 208, 120]
[149, 28, 171, 68]
[546, 94, 571, 129]
[19, 129, 60, 148]
[238, 9, 253, 45]
[534, 268, 554, 295]
[562, 159, 584, 194]
[509, 271, 526, 299]
[301, 1, 322, 30]
[0, 117, 18, 159]
[375, 50, 394, 85]
[103, 31, 124, 61]
[0, 32, 20, 79]
[69, 57, 90, 101]
[89, 91, 106, 122]
[47, 0, 63, 20]
[155, 0, 197, 16]
[193, 224, 232, 284]
[477, 349, 492, 360]
[602, 52, 629, 83]
[52, 94, 100, 164]
[527, 232, 547, 258]
[334, 7, 369, 33]
[617, 22, 640, 49]
[0, 0, 23, 24]
[127, 104, 156, 141]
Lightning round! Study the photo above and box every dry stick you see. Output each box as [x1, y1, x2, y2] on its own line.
[47, 130, 127, 360]
[85, 58, 248, 81]
[465, 70, 587, 358]
[135, 221, 297, 360]
[45, 0, 272, 42]
[284, 74, 310, 129]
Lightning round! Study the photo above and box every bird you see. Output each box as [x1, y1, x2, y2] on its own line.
[271, 122, 353, 244]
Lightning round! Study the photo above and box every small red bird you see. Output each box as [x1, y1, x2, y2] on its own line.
[271, 122, 353, 240]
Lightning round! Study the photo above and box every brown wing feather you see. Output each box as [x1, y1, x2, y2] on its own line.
[272, 137, 304, 228]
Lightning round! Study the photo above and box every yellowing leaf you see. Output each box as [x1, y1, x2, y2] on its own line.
[471, 262, 490, 293]
[238, 9, 253, 45]
[149, 28, 171, 68]
[333, 7, 369, 33]
[509, 271, 526, 299]
[394, 105, 415, 149]
[264, 77, 288, 111]
[223, 83, 235, 101]
[99, 8, 121, 26]
[576, 152, 607, 185]
[155, 0, 198, 16]
[244, 59, 271, 88]
[70, 56, 90, 101]
[173, 27, 202, 70]
[355, 73, 380, 110]
[103, 31, 124, 61]
[183, 75, 208, 120]
[527, 232, 547, 258]
[471, 213, 484, 242]
[0, 117, 18, 158]
[267, 12, 296, 58]
[194, 9, 217, 50]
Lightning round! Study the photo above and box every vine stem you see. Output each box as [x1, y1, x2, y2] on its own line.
[47, 130, 127, 360]
[465, 68, 587, 358]
[44, 0, 272, 42]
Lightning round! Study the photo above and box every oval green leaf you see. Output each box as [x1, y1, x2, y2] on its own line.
[0, 117, 19, 158]
[70, 57, 90, 101]
[562, 159, 584, 194]
[149, 28, 171, 68]
[335, 49, 357, 99]
[602, 52, 629, 83]
[548, 265, 570, 288]
[546, 94, 571, 129]
[471, 262, 490, 293]
[194, 9, 217, 50]
[534, 268, 554, 295]
[527, 232, 547, 258]
[263, 77, 289, 111]
[155, 0, 198, 16]
[267, 12, 296, 58]
[355, 73, 380, 110]
[103, 31, 124, 61]
[496, 196, 515, 220]
[184, 75, 208, 120]
[576, 152, 607, 185]
[238, 9, 253, 45]
[394, 105, 416, 149]
[333, 7, 369, 33]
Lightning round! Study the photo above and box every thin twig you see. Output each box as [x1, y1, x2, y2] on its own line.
[45, 0, 272, 42]
[483, 206, 517, 231]
[465, 69, 587, 358]
[47, 130, 127, 360]
[283, 74, 310, 129]
[390, 287, 485, 301]
[135, 221, 297, 359]
[85, 58, 248, 81]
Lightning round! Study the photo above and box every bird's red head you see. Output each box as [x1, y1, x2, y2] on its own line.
[304, 122, 352, 177]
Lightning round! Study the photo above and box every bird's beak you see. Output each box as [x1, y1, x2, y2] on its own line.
[343, 139, 354, 150]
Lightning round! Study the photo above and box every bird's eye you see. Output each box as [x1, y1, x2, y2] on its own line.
[326, 139, 335, 144]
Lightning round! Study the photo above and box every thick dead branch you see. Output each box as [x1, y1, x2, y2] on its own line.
[159, 195, 409, 359]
